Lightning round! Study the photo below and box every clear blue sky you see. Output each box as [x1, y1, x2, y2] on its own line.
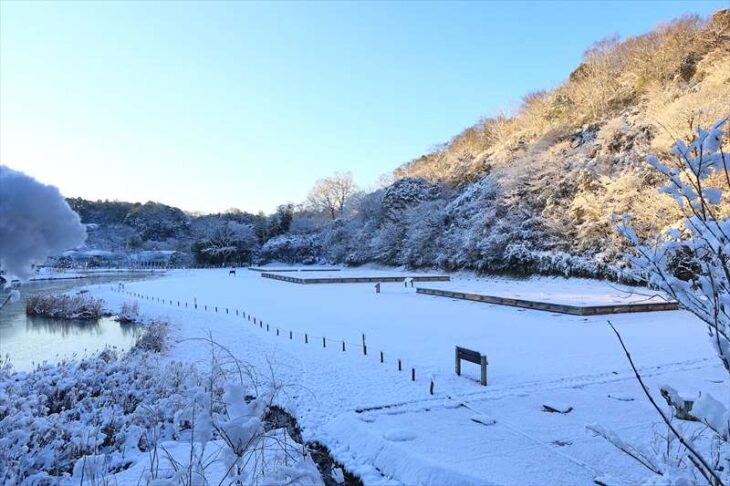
[1, 1, 724, 214]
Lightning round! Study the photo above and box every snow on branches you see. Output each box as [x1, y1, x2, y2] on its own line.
[611, 118, 730, 485]
[618, 119, 730, 369]
[0, 166, 86, 281]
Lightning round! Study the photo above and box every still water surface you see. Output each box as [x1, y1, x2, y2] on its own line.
[0, 273, 152, 371]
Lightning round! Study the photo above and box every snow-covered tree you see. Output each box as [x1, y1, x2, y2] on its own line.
[193, 221, 258, 266]
[606, 118, 730, 484]
[258, 234, 321, 264]
[0, 166, 86, 281]
[381, 177, 440, 223]
[123, 201, 189, 241]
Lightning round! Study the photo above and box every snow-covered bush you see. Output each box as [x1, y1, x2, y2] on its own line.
[117, 300, 139, 323]
[0, 349, 190, 483]
[0, 334, 321, 484]
[258, 234, 322, 264]
[599, 118, 730, 484]
[26, 293, 105, 320]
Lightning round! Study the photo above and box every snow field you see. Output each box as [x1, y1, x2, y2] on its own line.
[90, 268, 718, 485]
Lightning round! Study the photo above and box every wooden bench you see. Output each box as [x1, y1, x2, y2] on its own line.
[455, 346, 488, 386]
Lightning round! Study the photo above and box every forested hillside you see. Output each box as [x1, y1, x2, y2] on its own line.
[63, 198, 294, 267]
[64, 11, 730, 279]
[305, 10, 730, 280]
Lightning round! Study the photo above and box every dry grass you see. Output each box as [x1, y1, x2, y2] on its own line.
[132, 320, 169, 353]
[26, 294, 105, 320]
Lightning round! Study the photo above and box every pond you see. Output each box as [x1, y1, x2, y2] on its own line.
[0, 273, 155, 372]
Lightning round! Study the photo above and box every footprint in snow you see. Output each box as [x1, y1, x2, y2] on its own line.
[383, 429, 416, 441]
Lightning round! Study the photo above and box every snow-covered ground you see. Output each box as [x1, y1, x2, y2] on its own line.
[29, 267, 85, 281]
[28, 267, 165, 281]
[87, 268, 718, 485]
[249, 263, 341, 272]
[258, 268, 447, 279]
[421, 275, 672, 305]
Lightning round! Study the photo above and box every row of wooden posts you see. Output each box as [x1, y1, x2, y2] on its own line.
[113, 287, 433, 393]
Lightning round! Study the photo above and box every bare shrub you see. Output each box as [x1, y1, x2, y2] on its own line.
[133, 319, 169, 353]
[307, 172, 357, 220]
[117, 300, 139, 323]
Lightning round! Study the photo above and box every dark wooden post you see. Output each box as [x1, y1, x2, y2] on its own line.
[289, 330, 293, 340]
[411, 368, 416, 381]
[305, 333, 308, 344]
[398, 359, 402, 371]
[380, 351, 384, 363]
[481, 355, 488, 386]
[455, 347, 461, 376]
[322, 337, 326, 348]
[342, 341, 346, 352]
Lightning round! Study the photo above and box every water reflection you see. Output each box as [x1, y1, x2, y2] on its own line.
[26, 315, 103, 336]
[0, 273, 152, 371]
